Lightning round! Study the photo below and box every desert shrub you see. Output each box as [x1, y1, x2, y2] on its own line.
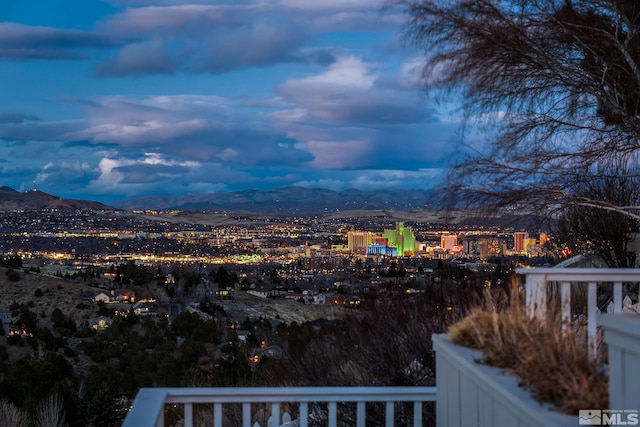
[6, 334, 23, 346]
[63, 346, 77, 358]
[5, 269, 20, 282]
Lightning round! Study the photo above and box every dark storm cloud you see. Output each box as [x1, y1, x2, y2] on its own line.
[58, 95, 314, 169]
[94, 5, 314, 76]
[0, 112, 39, 124]
[0, 120, 84, 142]
[0, 23, 115, 60]
[92, 1, 400, 77]
[294, 48, 337, 67]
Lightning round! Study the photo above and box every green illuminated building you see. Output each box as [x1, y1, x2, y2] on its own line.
[382, 222, 416, 256]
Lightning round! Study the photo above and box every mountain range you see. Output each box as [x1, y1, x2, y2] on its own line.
[0, 186, 113, 211]
[110, 186, 435, 213]
[0, 186, 435, 213]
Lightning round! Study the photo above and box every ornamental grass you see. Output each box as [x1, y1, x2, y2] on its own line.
[446, 285, 609, 414]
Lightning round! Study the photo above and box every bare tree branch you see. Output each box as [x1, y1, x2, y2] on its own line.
[400, 0, 640, 222]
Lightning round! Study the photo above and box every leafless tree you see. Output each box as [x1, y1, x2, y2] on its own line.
[554, 160, 640, 266]
[263, 287, 476, 426]
[401, 0, 640, 219]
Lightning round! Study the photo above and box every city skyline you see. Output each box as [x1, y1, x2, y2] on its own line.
[0, 0, 461, 204]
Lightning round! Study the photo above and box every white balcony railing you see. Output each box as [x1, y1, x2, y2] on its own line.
[517, 267, 640, 353]
[122, 267, 640, 427]
[122, 386, 437, 427]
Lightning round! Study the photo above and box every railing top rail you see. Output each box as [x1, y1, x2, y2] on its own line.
[516, 267, 640, 282]
[124, 388, 167, 427]
[145, 386, 437, 404]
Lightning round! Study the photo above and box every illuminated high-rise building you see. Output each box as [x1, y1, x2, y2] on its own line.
[382, 222, 416, 256]
[539, 233, 549, 246]
[514, 231, 529, 252]
[525, 237, 537, 256]
[479, 238, 504, 258]
[441, 234, 458, 251]
[347, 231, 373, 254]
[373, 237, 389, 246]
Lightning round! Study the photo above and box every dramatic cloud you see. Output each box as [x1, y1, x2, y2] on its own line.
[92, 1, 402, 76]
[61, 95, 314, 168]
[0, 23, 114, 60]
[0, 112, 39, 124]
[94, 4, 315, 75]
[0, 0, 458, 202]
[271, 56, 450, 172]
[277, 56, 433, 125]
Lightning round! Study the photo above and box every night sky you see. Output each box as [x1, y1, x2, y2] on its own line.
[0, 0, 460, 203]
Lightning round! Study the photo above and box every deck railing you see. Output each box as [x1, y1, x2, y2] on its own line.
[516, 267, 640, 353]
[122, 268, 640, 426]
[122, 386, 437, 427]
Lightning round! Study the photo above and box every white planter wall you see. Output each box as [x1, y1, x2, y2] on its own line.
[599, 313, 640, 412]
[433, 334, 577, 427]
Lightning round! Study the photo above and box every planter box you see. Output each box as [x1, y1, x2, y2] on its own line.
[433, 334, 576, 427]
[599, 313, 640, 412]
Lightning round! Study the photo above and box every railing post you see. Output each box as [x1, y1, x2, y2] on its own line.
[560, 281, 571, 326]
[214, 402, 222, 427]
[299, 403, 308, 427]
[328, 402, 337, 427]
[356, 402, 365, 427]
[385, 401, 394, 427]
[587, 281, 598, 357]
[613, 281, 623, 314]
[525, 273, 547, 318]
[271, 402, 280, 426]
[184, 402, 193, 427]
[242, 403, 252, 427]
[413, 401, 422, 427]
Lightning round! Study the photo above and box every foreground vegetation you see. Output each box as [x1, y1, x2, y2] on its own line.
[447, 286, 609, 413]
[0, 257, 497, 427]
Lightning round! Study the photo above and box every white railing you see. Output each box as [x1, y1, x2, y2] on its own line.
[517, 267, 640, 353]
[122, 386, 437, 427]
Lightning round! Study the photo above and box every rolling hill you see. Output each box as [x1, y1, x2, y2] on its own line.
[0, 187, 114, 211]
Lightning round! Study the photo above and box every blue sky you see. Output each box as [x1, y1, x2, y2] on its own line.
[0, 0, 460, 203]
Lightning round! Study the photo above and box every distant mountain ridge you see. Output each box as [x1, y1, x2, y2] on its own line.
[111, 186, 435, 213]
[0, 187, 113, 211]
